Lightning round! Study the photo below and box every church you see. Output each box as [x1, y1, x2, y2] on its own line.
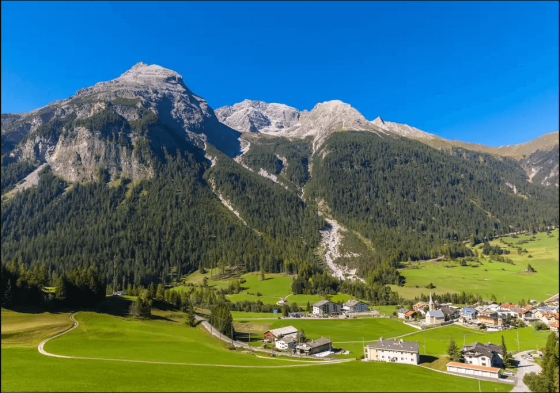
[425, 293, 445, 324]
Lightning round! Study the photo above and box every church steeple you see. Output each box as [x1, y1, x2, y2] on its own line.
[429, 292, 435, 311]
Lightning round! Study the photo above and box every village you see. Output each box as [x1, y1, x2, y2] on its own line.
[256, 293, 560, 381]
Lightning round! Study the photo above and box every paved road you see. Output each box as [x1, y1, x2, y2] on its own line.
[511, 350, 542, 392]
[194, 314, 353, 363]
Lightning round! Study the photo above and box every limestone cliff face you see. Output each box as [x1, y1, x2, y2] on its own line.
[1, 62, 240, 184]
[215, 99, 300, 134]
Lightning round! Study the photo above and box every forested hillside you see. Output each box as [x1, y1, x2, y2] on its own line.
[0, 148, 322, 287]
[304, 132, 559, 275]
[239, 136, 312, 190]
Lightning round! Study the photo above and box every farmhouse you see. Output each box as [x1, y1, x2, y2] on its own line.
[413, 301, 428, 313]
[519, 306, 538, 322]
[398, 308, 411, 319]
[263, 326, 298, 342]
[364, 338, 419, 365]
[500, 302, 520, 310]
[550, 321, 559, 333]
[440, 305, 459, 320]
[404, 310, 417, 320]
[343, 299, 369, 313]
[477, 311, 500, 326]
[296, 337, 332, 355]
[446, 362, 502, 379]
[461, 342, 503, 367]
[312, 300, 340, 315]
[275, 336, 298, 350]
[460, 308, 478, 322]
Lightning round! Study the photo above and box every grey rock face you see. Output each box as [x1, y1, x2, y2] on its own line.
[1, 62, 241, 184]
[215, 99, 300, 134]
[217, 99, 387, 153]
[371, 117, 436, 139]
[520, 145, 559, 187]
[283, 100, 386, 152]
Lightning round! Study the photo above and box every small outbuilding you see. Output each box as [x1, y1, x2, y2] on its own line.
[446, 362, 502, 379]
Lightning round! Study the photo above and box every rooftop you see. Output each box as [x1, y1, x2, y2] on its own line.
[265, 326, 298, 337]
[447, 362, 501, 373]
[300, 337, 332, 348]
[313, 300, 331, 307]
[367, 339, 419, 353]
[344, 299, 364, 307]
[426, 309, 445, 318]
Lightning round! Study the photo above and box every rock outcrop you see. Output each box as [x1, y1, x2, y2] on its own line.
[215, 99, 300, 134]
[1, 62, 241, 183]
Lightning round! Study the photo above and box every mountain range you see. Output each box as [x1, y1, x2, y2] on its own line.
[1, 62, 558, 287]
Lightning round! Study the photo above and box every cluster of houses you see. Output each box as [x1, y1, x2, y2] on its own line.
[311, 299, 370, 316]
[263, 325, 334, 355]
[397, 293, 460, 325]
[397, 293, 559, 332]
[446, 341, 507, 379]
[361, 335, 507, 379]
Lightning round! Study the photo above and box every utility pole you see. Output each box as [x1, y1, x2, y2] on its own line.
[363, 337, 365, 359]
[478, 378, 481, 393]
[231, 323, 234, 347]
[464, 335, 466, 347]
[424, 337, 426, 355]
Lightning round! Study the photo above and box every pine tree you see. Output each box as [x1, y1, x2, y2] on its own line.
[501, 335, 513, 368]
[306, 301, 311, 313]
[156, 283, 165, 301]
[3, 280, 13, 307]
[447, 336, 461, 362]
[185, 309, 196, 327]
[55, 275, 67, 301]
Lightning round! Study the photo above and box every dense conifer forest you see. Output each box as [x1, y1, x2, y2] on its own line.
[305, 132, 559, 273]
[1, 122, 558, 310]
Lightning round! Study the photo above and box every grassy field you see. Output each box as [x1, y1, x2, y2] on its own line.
[233, 317, 417, 343]
[400, 325, 551, 356]
[1, 308, 72, 348]
[1, 309, 512, 392]
[392, 229, 559, 301]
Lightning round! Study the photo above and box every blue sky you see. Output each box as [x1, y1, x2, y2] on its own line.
[1, 1, 558, 146]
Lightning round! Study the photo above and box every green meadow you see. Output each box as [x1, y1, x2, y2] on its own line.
[392, 229, 559, 301]
[1, 309, 512, 392]
[400, 325, 551, 356]
[233, 317, 417, 343]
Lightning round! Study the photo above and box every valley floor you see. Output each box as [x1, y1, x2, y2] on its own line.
[1, 307, 515, 392]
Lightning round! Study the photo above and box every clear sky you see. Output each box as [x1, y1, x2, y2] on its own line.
[1, 1, 558, 146]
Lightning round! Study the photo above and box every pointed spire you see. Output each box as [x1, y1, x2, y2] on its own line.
[429, 292, 435, 311]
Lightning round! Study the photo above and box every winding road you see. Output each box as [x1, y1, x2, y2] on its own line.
[37, 312, 352, 368]
[511, 350, 542, 392]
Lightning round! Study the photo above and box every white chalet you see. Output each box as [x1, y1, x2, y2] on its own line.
[364, 338, 419, 365]
[312, 300, 340, 315]
[343, 299, 369, 313]
[275, 336, 298, 350]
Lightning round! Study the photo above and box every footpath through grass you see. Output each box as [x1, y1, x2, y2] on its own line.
[1, 309, 512, 392]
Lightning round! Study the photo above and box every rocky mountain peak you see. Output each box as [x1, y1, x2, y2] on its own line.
[116, 62, 185, 88]
[215, 99, 300, 133]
